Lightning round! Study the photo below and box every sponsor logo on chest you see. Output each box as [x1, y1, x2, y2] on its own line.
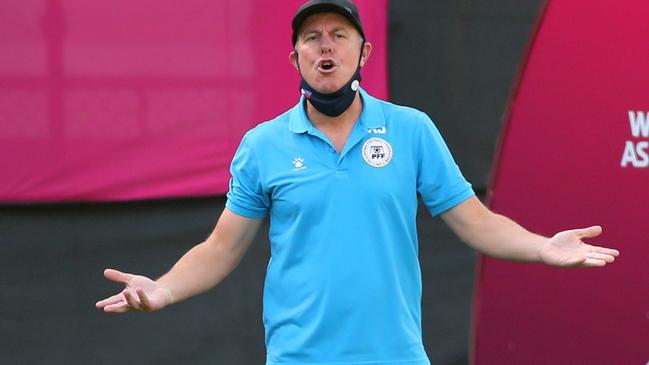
[291, 157, 307, 172]
[367, 126, 386, 134]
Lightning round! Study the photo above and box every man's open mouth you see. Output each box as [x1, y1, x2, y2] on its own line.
[318, 60, 336, 71]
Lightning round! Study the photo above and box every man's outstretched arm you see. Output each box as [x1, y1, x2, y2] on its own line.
[440, 196, 619, 267]
[96, 208, 263, 313]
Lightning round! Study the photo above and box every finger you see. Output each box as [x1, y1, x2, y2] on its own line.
[574, 225, 602, 239]
[122, 289, 141, 310]
[96, 293, 125, 308]
[562, 255, 587, 266]
[591, 246, 620, 256]
[104, 302, 131, 313]
[586, 252, 616, 263]
[581, 258, 607, 267]
[104, 268, 134, 284]
[136, 288, 152, 311]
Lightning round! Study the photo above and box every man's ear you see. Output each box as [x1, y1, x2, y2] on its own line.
[289, 51, 299, 70]
[359, 42, 372, 68]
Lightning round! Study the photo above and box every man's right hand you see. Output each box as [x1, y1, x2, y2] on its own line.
[95, 268, 173, 313]
[96, 209, 263, 314]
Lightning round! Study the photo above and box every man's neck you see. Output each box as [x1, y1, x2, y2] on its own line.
[306, 92, 363, 131]
[305, 92, 363, 153]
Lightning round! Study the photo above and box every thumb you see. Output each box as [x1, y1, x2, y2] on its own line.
[573, 225, 603, 239]
[103, 268, 133, 284]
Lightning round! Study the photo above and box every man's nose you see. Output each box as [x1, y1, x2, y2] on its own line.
[319, 35, 334, 54]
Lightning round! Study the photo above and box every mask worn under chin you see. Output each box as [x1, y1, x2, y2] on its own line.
[300, 67, 362, 117]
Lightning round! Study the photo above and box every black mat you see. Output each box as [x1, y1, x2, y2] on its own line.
[0, 196, 476, 364]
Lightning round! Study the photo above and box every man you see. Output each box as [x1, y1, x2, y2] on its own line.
[96, 1, 619, 364]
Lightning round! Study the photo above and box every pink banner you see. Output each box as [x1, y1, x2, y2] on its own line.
[0, 0, 387, 202]
[472, 0, 649, 364]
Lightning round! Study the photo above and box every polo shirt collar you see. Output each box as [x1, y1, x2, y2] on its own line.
[357, 88, 385, 130]
[288, 87, 386, 134]
[288, 96, 311, 134]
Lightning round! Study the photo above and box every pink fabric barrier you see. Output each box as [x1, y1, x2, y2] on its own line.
[0, 0, 387, 202]
[472, 0, 649, 364]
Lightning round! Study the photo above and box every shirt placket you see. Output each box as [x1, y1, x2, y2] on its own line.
[305, 121, 367, 178]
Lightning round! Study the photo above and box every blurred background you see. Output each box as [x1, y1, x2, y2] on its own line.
[7, 0, 624, 364]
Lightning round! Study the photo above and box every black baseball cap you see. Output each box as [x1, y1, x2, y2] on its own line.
[292, 0, 365, 45]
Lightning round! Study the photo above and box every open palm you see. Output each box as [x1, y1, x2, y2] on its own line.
[538, 226, 619, 267]
[95, 269, 172, 313]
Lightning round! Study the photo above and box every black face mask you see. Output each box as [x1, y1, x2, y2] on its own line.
[299, 68, 362, 117]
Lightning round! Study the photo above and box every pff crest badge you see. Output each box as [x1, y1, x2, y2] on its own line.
[362, 137, 393, 168]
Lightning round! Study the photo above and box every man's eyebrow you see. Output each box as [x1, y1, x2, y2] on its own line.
[301, 25, 350, 36]
[300, 28, 321, 38]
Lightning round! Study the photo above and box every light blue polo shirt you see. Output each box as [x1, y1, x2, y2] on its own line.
[226, 88, 474, 365]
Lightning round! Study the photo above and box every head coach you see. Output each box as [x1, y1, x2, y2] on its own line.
[97, 1, 620, 364]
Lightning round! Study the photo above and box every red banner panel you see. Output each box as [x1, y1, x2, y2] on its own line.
[472, 0, 649, 364]
[0, 0, 387, 202]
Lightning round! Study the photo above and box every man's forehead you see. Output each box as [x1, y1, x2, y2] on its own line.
[299, 12, 357, 34]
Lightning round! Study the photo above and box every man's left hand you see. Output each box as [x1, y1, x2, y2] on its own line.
[538, 226, 620, 267]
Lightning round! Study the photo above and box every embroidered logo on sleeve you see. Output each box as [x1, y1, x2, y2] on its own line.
[362, 138, 392, 168]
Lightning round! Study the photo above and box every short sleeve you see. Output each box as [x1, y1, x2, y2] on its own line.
[225, 133, 270, 219]
[416, 114, 475, 216]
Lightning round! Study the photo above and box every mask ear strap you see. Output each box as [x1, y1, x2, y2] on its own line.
[358, 40, 366, 66]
